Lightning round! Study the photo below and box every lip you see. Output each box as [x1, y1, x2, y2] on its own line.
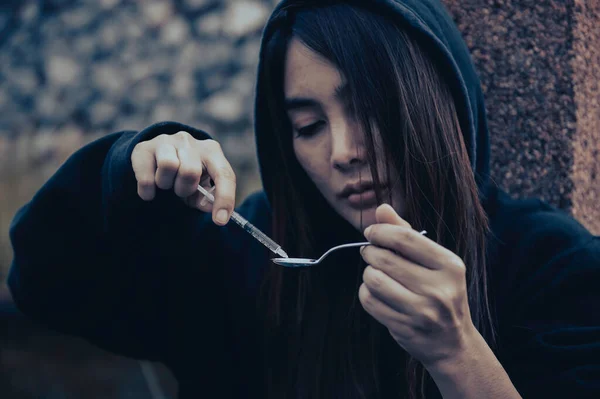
[346, 189, 378, 209]
[338, 181, 376, 198]
[338, 182, 386, 209]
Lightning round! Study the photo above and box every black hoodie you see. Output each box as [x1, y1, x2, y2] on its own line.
[7, 0, 600, 398]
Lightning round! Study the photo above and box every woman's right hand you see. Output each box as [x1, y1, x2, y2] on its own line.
[131, 131, 236, 225]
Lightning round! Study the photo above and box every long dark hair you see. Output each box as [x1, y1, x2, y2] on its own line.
[256, 2, 494, 398]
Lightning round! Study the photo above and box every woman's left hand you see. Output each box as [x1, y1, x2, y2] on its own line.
[359, 204, 477, 369]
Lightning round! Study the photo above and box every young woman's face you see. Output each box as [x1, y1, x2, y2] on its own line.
[284, 38, 405, 230]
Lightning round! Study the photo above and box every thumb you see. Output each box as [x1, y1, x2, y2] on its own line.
[375, 204, 411, 228]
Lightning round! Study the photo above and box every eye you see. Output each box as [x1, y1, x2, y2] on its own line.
[295, 121, 325, 138]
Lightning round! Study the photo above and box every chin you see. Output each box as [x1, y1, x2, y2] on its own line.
[345, 208, 378, 232]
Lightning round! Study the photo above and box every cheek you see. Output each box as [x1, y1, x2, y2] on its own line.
[293, 141, 330, 186]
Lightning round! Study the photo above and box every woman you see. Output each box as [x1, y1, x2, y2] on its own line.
[8, 0, 600, 398]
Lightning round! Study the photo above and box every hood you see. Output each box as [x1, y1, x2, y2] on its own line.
[253, 0, 491, 206]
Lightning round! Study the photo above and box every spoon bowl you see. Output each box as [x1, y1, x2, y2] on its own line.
[272, 242, 370, 267]
[272, 230, 427, 268]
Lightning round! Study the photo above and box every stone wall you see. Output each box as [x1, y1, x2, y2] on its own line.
[0, 0, 276, 278]
[1, 1, 274, 397]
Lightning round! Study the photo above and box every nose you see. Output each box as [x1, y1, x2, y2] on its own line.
[330, 120, 367, 172]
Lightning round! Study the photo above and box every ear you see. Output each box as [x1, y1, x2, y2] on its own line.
[375, 204, 411, 228]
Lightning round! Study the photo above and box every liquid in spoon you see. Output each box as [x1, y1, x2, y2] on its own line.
[272, 258, 317, 267]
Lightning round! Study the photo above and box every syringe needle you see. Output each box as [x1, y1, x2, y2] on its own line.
[197, 185, 289, 258]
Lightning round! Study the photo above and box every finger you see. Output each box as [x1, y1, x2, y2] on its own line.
[154, 144, 180, 190]
[365, 224, 462, 271]
[362, 265, 424, 316]
[201, 141, 236, 225]
[360, 245, 434, 295]
[375, 204, 411, 228]
[358, 282, 413, 326]
[173, 146, 203, 198]
[131, 144, 157, 201]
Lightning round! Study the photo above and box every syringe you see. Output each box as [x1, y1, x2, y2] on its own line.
[197, 185, 289, 258]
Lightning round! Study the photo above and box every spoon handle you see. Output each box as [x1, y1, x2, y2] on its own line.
[317, 242, 371, 263]
[316, 230, 427, 263]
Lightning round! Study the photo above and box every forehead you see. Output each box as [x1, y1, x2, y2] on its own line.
[284, 38, 343, 97]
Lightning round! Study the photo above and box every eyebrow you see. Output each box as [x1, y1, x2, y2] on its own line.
[285, 82, 349, 112]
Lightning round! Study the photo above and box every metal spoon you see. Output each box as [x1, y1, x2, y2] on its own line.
[272, 230, 427, 268]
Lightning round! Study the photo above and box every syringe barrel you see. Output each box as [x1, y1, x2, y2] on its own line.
[230, 212, 281, 253]
[197, 185, 284, 255]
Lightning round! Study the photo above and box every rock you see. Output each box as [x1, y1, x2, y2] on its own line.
[195, 41, 233, 70]
[92, 63, 127, 97]
[74, 35, 96, 57]
[99, 0, 120, 9]
[153, 100, 197, 124]
[194, 11, 222, 36]
[230, 71, 256, 98]
[20, 2, 40, 24]
[36, 89, 67, 121]
[178, 42, 204, 66]
[239, 38, 261, 67]
[60, 6, 94, 31]
[125, 20, 144, 39]
[89, 100, 118, 126]
[202, 71, 226, 93]
[131, 78, 162, 104]
[115, 114, 148, 132]
[201, 90, 245, 123]
[47, 56, 82, 86]
[7, 68, 38, 95]
[221, 130, 257, 160]
[129, 61, 153, 82]
[170, 73, 194, 98]
[143, 0, 174, 28]
[160, 17, 190, 46]
[151, 102, 177, 123]
[222, 1, 270, 38]
[99, 21, 121, 49]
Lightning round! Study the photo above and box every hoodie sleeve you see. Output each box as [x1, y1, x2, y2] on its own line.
[7, 121, 225, 363]
[492, 208, 600, 398]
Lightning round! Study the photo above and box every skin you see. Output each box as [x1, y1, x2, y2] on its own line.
[361, 206, 521, 398]
[131, 131, 237, 226]
[130, 35, 521, 399]
[284, 38, 404, 230]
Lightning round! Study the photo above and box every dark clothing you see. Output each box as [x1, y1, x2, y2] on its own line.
[8, 0, 600, 397]
[8, 121, 600, 398]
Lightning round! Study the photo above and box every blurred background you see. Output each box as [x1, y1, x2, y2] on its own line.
[1, 0, 274, 397]
[0, 0, 598, 397]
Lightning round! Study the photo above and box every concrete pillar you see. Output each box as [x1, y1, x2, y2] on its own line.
[443, 0, 600, 234]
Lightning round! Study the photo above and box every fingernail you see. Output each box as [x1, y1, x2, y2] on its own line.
[364, 226, 372, 238]
[216, 209, 228, 224]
